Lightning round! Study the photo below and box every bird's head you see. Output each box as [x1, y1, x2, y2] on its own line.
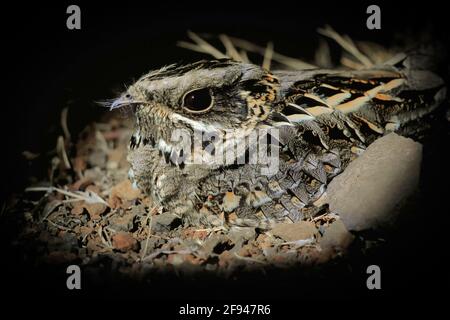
[110, 59, 281, 165]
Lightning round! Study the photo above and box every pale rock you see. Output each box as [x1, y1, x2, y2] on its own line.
[325, 133, 422, 231]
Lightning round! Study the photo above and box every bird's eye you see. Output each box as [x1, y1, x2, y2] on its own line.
[182, 88, 213, 113]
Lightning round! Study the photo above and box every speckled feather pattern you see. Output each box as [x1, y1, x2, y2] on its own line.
[111, 57, 445, 227]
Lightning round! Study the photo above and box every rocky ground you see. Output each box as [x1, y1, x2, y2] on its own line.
[2, 109, 425, 287]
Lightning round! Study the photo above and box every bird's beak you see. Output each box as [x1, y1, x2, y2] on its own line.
[110, 96, 133, 110]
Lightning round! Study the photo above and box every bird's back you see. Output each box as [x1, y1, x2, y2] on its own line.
[208, 50, 446, 227]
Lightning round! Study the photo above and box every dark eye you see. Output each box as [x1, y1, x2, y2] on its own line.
[182, 88, 213, 113]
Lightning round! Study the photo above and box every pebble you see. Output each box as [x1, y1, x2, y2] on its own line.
[325, 133, 422, 231]
[151, 212, 182, 232]
[112, 232, 139, 252]
[270, 221, 318, 242]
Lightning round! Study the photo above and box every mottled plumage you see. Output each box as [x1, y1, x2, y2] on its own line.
[110, 55, 445, 227]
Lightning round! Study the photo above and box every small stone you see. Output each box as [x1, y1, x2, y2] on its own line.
[70, 178, 92, 191]
[256, 234, 273, 249]
[325, 133, 422, 231]
[319, 219, 354, 252]
[218, 250, 233, 267]
[130, 203, 148, 218]
[87, 237, 103, 252]
[109, 180, 142, 209]
[183, 254, 203, 265]
[151, 213, 182, 232]
[228, 227, 256, 246]
[71, 202, 84, 215]
[83, 202, 107, 221]
[262, 246, 277, 258]
[183, 228, 209, 240]
[270, 221, 318, 242]
[109, 211, 136, 232]
[202, 234, 234, 257]
[112, 232, 138, 252]
[140, 236, 166, 257]
[316, 219, 354, 263]
[237, 242, 261, 258]
[70, 188, 107, 220]
[269, 254, 288, 267]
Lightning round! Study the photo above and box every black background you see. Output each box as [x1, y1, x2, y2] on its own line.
[1, 0, 449, 310]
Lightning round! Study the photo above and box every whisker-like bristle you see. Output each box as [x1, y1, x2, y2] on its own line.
[95, 100, 115, 108]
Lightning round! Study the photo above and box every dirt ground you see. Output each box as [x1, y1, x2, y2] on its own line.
[3, 110, 364, 280]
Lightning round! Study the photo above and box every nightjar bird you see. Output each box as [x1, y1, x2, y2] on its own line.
[109, 53, 446, 227]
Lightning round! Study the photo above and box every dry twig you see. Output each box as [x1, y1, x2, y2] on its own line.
[26, 186, 109, 206]
[317, 25, 373, 68]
